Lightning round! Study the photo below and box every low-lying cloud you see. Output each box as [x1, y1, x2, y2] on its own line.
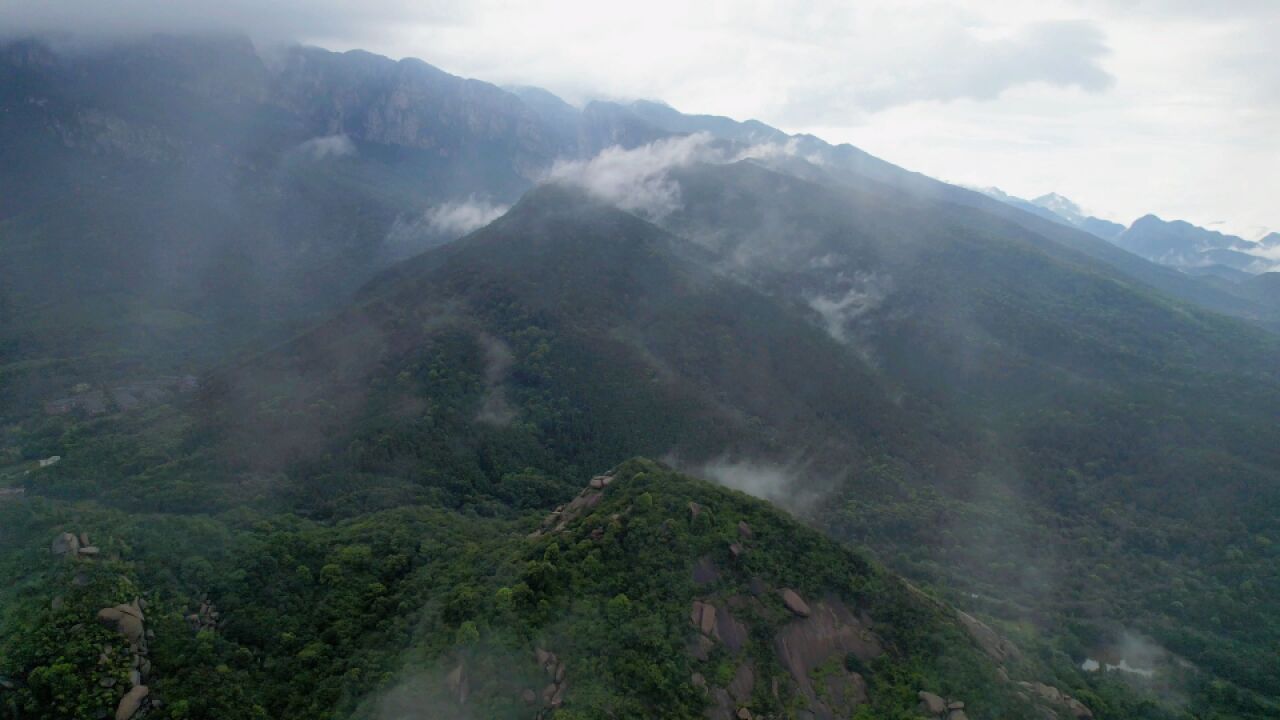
[544, 133, 803, 218]
[383, 197, 510, 261]
[297, 133, 356, 159]
[424, 197, 510, 237]
[696, 456, 829, 513]
[806, 272, 893, 345]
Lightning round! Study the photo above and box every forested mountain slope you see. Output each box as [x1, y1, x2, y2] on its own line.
[3, 33, 1279, 720]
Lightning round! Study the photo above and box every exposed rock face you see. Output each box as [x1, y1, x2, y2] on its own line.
[957, 611, 1021, 663]
[531, 473, 615, 537]
[186, 598, 219, 633]
[51, 532, 80, 556]
[727, 662, 754, 704]
[1018, 681, 1094, 719]
[97, 601, 146, 646]
[691, 600, 718, 636]
[780, 588, 811, 617]
[446, 662, 469, 705]
[114, 685, 149, 720]
[919, 691, 947, 715]
[773, 599, 880, 718]
[530, 648, 567, 712]
[692, 555, 720, 585]
[714, 607, 749, 653]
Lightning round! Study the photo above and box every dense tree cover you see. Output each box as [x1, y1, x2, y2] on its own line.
[4, 186, 1279, 719]
[3, 459, 1149, 720]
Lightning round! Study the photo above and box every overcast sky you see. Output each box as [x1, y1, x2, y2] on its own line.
[5, 0, 1277, 237]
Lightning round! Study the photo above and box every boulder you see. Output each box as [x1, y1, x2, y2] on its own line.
[689, 501, 704, 519]
[78, 546, 101, 556]
[114, 685, 149, 720]
[1065, 696, 1094, 719]
[51, 532, 80, 556]
[690, 633, 716, 661]
[737, 521, 753, 539]
[715, 606, 749, 652]
[691, 600, 717, 635]
[521, 688, 536, 704]
[947, 711, 969, 720]
[98, 608, 125, 625]
[550, 681, 567, 707]
[957, 611, 1021, 663]
[728, 662, 755, 704]
[692, 555, 720, 586]
[1032, 682, 1063, 704]
[948, 701, 965, 710]
[780, 589, 811, 617]
[445, 662, 469, 704]
[822, 670, 868, 716]
[774, 599, 882, 705]
[918, 691, 947, 715]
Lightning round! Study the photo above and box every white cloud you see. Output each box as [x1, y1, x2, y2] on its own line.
[543, 133, 801, 218]
[296, 133, 356, 159]
[423, 197, 508, 236]
[2, 0, 1276, 236]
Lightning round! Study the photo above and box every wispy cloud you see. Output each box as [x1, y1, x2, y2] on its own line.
[296, 133, 356, 159]
[543, 133, 802, 218]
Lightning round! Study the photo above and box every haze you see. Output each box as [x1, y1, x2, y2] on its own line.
[3, 0, 1276, 238]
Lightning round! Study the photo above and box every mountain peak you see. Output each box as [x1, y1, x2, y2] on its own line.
[1031, 192, 1086, 223]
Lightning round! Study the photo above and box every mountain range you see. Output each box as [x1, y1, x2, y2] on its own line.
[978, 188, 1280, 286]
[1, 34, 1279, 720]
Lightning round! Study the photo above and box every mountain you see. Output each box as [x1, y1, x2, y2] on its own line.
[12, 167, 1279, 717]
[4, 34, 1277, 423]
[3, 459, 1131, 720]
[4, 33, 1280, 720]
[1244, 273, 1280, 305]
[1116, 215, 1274, 274]
[976, 188, 1126, 241]
[0, 36, 678, 417]
[1029, 194, 1127, 241]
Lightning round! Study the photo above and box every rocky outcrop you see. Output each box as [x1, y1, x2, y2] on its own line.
[98, 601, 147, 647]
[52, 530, 102, 560]
[773, 598, 880, 718]
[445, 662, 469, 705]
[530, 648, 567, 716]
[780, 588, 811, 617]
[692, 555, 720, 586]
[186, 599, 220, 632]
[956, 611, 1021, 664]
[530, 473, 616, 538]
[51, 532, 80, 556]
[691, 600, 718, 635]
[917, 691, 971, 719]
[918, 691, 947, 715]
[1018, 681, 1094, 719]
[114, 685, 149, 720]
